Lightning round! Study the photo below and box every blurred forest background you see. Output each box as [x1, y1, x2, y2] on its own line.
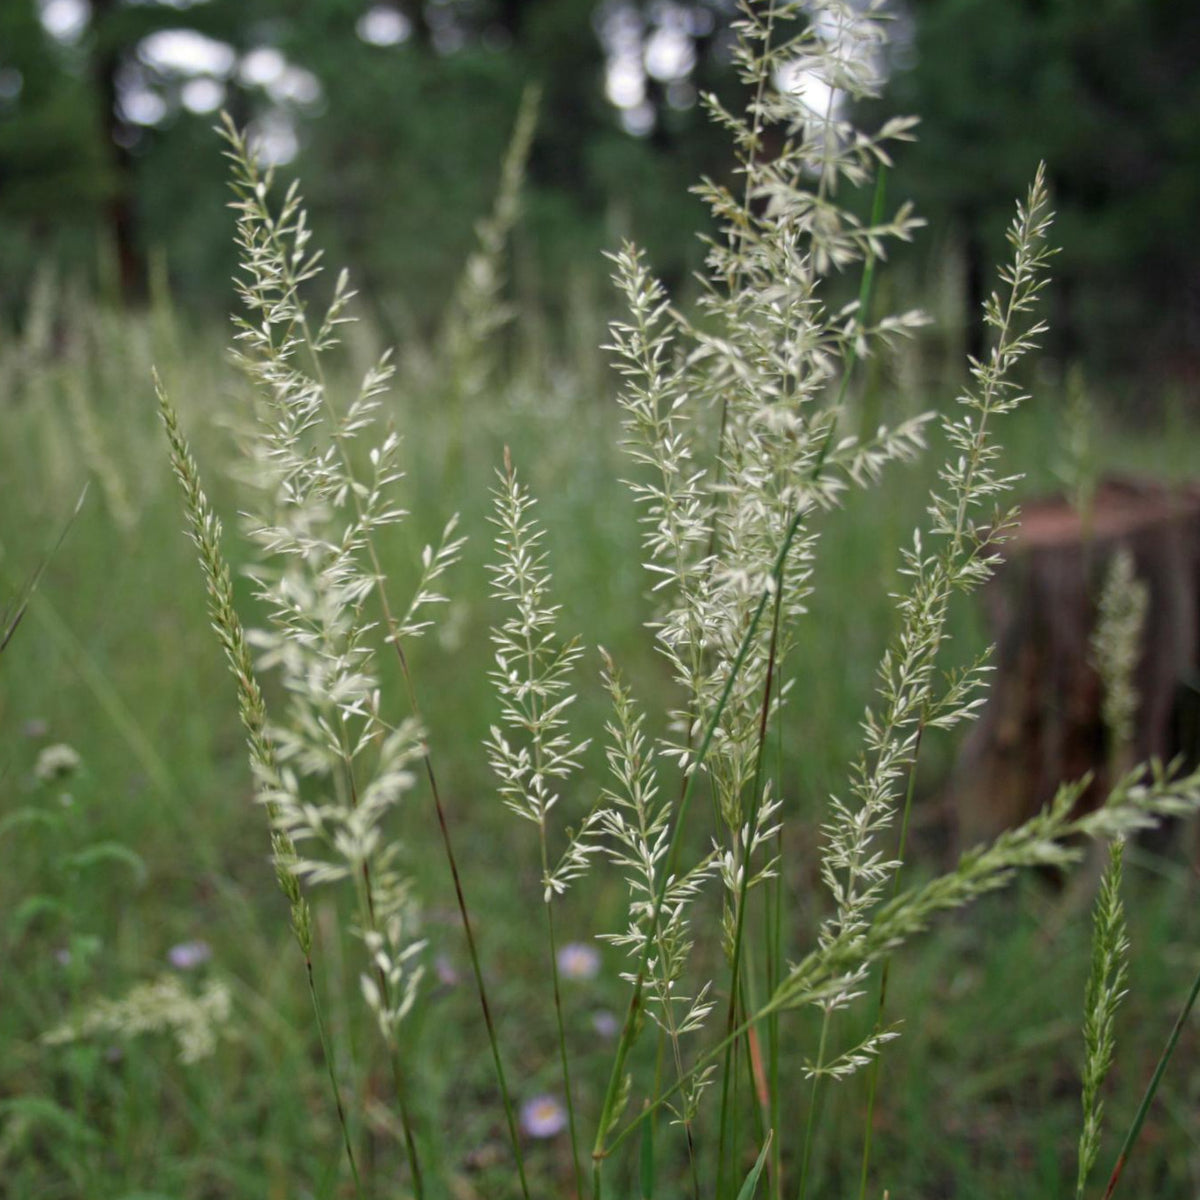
[2, 0, 1199, 395]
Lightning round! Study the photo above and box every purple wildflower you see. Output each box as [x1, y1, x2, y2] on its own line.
[520, 1094, 567, 1139]
[591, 1009, 619, 1039]
[168, 940, 212, 970]
[556, 941, 600, 981]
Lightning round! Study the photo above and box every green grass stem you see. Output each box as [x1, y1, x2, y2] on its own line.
[1101, 961, 1200, 1200]
[591, 503, 811, 1196]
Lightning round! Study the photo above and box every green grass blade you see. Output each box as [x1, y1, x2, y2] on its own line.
[737, 1131, 774, 1200]
[639, 1101, 656, 1200]
[1101, 960, 1200, 1200]
[0, 484, 87, 658]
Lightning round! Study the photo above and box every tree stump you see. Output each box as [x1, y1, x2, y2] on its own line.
[951, 476, 1200, 848]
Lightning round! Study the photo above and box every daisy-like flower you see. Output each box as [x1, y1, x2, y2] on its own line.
[520, 1094, 567, 1139]
[556, 941, 600, 981]
[591, 1009, 619, 1039]
[167, 940, 212, 970]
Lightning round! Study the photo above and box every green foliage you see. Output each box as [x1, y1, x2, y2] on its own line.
[5, 0, 1196, 387]
[882, 0, 1200, 379]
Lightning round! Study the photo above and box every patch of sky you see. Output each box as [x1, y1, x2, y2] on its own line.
[597, 1, 708, 136]
[180, 75, 225, 115]
[248, 107, 300, 167]
[38, 0, 90, 45]
[357, 5, 413, 47]
[115, 26, 321, 160]
[139, 29, 237, 77]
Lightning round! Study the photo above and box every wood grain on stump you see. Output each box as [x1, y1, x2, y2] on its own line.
[952, 476, 1200, 848]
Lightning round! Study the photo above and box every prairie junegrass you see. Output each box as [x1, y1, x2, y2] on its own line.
[158, 2, 1200, 1196]
[2, 1, 1198, 1198]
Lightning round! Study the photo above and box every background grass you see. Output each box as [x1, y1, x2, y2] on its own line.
[2, 280, 1200, 1198]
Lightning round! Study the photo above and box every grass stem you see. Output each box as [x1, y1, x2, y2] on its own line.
[546, 901, 585, 1199]
[591, 504, 809, 1192]
[856, 722, 924, 1200]
[795, 1008, 831, 1200]
[1101, 960, 1200, 1200]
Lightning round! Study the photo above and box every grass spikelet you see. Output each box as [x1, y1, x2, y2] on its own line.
[486, 447, 600, 1196]
[1091, 548, 1148, 769]
[486, 448, 590, 864]
[1077, 838, 1129, 1200]
[156, 374, 309, 948]
[441, 83, 541, 403]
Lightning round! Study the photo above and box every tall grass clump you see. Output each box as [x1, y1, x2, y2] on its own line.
[156, 2, 1200, 1197]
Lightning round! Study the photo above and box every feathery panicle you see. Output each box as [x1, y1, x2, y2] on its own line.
[485, 448, 598, 1196]
[604, 5, 932, 1064]
[1077, 838, 1129, 1200]
[192, 122, 456, 1195]
[773, 764, 1200, 1018]
[216, 119, 439, 992]
[598, 656, 719, 1038]
[1091, 548, 1148, 764]
[597, 5, 936, 1174]
[844, 166, 1057, 1200]
[441, 83, 541, 401]
[486, 450, 597, 900]
[156, 373, 311, 952]
[818, 168, 1056, 1014]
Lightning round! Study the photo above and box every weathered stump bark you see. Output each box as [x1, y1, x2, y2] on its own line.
[952, 476, 1200, 848]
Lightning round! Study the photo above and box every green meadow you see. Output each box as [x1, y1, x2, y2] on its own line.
[3, 268, 1200, 1198]
[4, 6, 1200, 1198]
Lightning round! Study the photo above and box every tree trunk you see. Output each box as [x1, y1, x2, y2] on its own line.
[962, 205, 985, 367]
[951, 476, 1200, 848]
[91, 0, 145, 302]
